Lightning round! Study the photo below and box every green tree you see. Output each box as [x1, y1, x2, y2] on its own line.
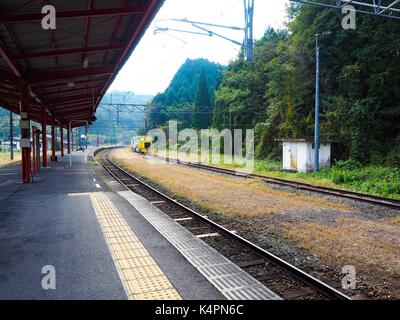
[193, 70, 212, 129]
[212, 5, 400, 164]
[148, 58, 224, 129]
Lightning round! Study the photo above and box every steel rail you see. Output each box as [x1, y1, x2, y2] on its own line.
[151, 154, 400, 210]
[96, 148, 352, 300]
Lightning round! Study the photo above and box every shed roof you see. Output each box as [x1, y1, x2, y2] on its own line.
[275, 138, 336, 143]
[0, 0, 164, 127]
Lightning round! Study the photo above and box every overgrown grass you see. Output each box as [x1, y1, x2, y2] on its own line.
[284, 216, 400, 277]
[0, 151, 21, 167]
[112, 148, 350, 217]
[253, 160, 400, 200]
[157, 149, 400, 200]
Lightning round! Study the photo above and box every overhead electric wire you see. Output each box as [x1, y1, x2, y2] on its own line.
[150, 0, 243, 80]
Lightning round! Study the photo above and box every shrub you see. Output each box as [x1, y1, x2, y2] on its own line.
[386, 135, 400, 166]
[334, 159, 362, 171]
[331, 172, 345, 184]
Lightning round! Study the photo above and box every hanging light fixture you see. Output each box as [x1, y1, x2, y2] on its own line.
[83, 56, 90, 69]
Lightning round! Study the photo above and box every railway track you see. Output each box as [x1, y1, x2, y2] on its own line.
[150, 154, 400, 210]
[96, 148, 351, 301]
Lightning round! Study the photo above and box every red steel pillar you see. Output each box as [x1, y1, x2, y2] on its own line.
[20, 83, 31, 183]
[67, 126, 71, 154]
[31, 127, 40, 176]
[51, 123, 57, 162]
[32, 126, 36, 175]
[35, 129, 40, 174]
[41, 107, 48, 167]
[60, 125, 64, 157]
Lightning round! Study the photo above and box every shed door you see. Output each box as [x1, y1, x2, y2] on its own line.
[290, 143, 297, 170]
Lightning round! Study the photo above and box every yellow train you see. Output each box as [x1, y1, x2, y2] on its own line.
[131, 136, 153, 154]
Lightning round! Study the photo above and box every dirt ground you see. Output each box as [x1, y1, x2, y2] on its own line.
[112, 148, 351, 216]
[111, 148, 400, 299]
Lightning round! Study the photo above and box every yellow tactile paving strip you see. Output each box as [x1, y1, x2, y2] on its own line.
[88, 192, 182, 300]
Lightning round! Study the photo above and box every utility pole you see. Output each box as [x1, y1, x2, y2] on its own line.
[314, 31, 331, 173]
[9, 111, 13, 161]
[144, 105, 148, 134]
[314, 34, 320, 173]
[229, 110, 234, 157]
[244, 0, 254, 61]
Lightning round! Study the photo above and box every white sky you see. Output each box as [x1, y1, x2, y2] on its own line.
[108, 0, 289, 95]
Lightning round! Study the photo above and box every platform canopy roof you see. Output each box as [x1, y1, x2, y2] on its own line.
[0, 0, 164, 126]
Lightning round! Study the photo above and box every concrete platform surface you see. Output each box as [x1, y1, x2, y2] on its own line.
[0, 150, 223, 300]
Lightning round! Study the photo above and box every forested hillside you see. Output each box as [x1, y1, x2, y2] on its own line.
[145, 5, 399, 166]
[214, 4, 400, 165]
[148, 58, 224, 129]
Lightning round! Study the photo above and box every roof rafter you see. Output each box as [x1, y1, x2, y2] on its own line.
[26, 66, 114, 83]
[55, 108, 92, 116]
[51, 102, 94, 112]
[14, 44, 125, 59]
[0, 35, 23, 78]
[47, 92, 98, 107]
[82, 0, 93, 66]
[0, 6, 144, 23]
[102, 0, 129, 64]
[42, 85, 102, 96]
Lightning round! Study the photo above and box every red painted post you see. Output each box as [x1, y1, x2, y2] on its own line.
[51, 125, 55, 156]
[60, 125, 64, 157]
[41, 107, 48, 167]
[67, 127, 71, 154]
[36, 129, 40, 174]
[33, 128, 40, 175]
[20, 83, 31, 183]
[67, 126, 71, 154]
[51, 124, 57, 162]
[32, 126, 36, 175]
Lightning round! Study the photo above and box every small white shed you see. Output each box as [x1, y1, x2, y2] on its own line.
[1, 140, 20, 151]
[278, 139, 332, 173]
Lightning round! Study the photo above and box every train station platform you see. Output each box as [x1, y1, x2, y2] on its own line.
[0, 150, 223, 300]
[0, 149, 281, 300]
